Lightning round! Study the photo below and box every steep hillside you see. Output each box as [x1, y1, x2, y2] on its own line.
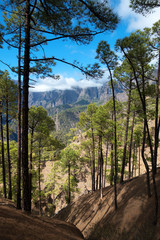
[0, 198, 84, 240]
[56, 169, 160, 240]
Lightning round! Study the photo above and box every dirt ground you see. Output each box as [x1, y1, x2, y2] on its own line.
[56, 168, 160, 240]
[1, 170, 160, 240]
[0, 198, 84, 240]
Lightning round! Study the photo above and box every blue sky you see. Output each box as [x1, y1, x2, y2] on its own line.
[0, 0, 160, 92]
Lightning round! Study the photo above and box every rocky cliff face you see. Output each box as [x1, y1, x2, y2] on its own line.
[29, 82, 126, 108]
[29, 82, 126, 137]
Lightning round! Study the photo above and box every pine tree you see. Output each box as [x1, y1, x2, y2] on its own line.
[0, 71, 17, 200]
[96, 41, 118, 209]
[77, 103, 98, 191]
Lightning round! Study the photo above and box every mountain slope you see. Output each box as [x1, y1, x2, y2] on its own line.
[29, 83, 126, 136]
[0, 198, 84, 240]
[29, 83, 125, 108]
[55, 169, 160, 240]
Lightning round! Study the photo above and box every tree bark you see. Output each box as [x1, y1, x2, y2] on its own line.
[98, 136, 101, 190]
[91, 128, 95, 191]
[0, 106, 6, 198]
[29, 129, 34, 206]
[110, 142, 114, 186]
[68, 163, 71, 204]
[135, 143, 138, 177]
[120, 79, 132, 183]
[128, 112, 135, 179]
[132, 142, 136, 177]
[17, 22, 22, 209]
[6, 98, 12, 199]
[138, 144, 141, 176]
[142, 122, 151, 198]
[38, 146, 42, 215]
[22, 0, 31, 212]
[104, 142, 108, 187]
[154, 50, 160, 174]
[99, 135, 104, 199]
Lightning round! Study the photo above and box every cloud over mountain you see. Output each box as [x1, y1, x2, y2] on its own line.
[30, 75, 103, 92]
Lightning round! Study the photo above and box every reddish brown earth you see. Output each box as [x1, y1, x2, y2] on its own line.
[56, 168, 160, 240]
[1, 170, 160, 240]
[0, 198, 84, 240]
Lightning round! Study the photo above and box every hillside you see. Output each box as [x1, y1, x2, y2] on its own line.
[0, 198, 84, 240]
[56, 169, 160, 240]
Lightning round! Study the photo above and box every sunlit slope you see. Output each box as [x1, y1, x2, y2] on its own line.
[56, 169, 160, 240]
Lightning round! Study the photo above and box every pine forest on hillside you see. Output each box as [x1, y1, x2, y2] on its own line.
[0, 0, 160, 238]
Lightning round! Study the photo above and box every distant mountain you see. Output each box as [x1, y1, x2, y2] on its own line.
[29, 82, 126, 108]
[29, 82, 127, 138]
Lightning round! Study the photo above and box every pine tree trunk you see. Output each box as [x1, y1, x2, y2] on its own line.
[98, 136, 101, 190]
[0, 107, 6, 198]
[104, 142, 108, 187]
[154, 51, 160, 174]
[138, 144, 141, 176]
[142, 122, 151, 198]
[68, 163, 71, 204]
[6, 98, 12, 199]
[132, 142, 136, 177]
[110, 142, 114, 186]
[22, 0, 31, 212]
[29, 129, 34, 206]
[38, 147, 42, 215]
[108, 67, 117, 210]
[96, 168, 99, 190]
[120, 80, 132, 183]
[128, 112, 135, 179]
[100, 136, 103, 199]
[135, 144, 138, 177]
[91, 128, 95, 191]
[17, 22, 22, 209]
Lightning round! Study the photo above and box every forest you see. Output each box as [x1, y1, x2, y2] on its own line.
[0, 0, 160, 237]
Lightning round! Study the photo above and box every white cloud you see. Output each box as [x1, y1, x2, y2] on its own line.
[30, 75, 103, 92]
[116, 0, 160, 32]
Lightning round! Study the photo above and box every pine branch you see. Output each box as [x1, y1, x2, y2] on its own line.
[2, 36, 19, 49]
[0, 60, 18, 73]
[30, 56, 94, 77]
[30, 30, 104, 47]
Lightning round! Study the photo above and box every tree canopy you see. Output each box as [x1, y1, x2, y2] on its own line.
[130, 0, 160, 14]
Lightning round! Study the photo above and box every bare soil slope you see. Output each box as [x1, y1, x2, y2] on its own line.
[0, 199, 84, 240]
[56, 169, 160, 240]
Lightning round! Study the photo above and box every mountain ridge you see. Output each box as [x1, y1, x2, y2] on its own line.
[29, 82, 127, 137]
[29, 82, 126, 108]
